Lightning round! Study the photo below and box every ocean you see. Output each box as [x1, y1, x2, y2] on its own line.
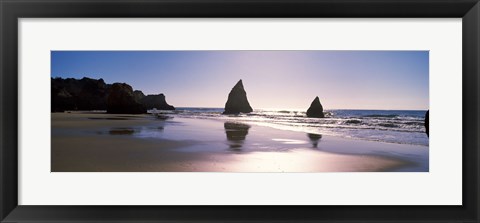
[151, 108, 429, 146]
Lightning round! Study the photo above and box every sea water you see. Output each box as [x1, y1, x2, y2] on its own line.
[151, 108, 429, 146]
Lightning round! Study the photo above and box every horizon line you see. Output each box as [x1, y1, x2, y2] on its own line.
[173, 106, 428, 111]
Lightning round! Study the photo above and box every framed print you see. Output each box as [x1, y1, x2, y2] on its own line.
[1, 0, 479, 222]
[47, 50, 430, 173]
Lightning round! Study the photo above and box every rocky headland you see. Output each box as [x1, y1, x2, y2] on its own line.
[51, 77, 175, 114]
[140, 94, 175, 110]
[107, 83, 146, 114]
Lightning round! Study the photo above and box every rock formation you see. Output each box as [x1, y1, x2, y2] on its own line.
[76, 77, 110, 110]
[425, 110, 429, 137]
[306, 96, 325, 118]
[133, 90, 145, 102]
[139, 94, 175, 110]
[51, 77, 175, 113]
[223, 79, 253, 114]
[51, 77, 109, 112]
[51, 87, 76, 112]
[107, 83, 146, 114]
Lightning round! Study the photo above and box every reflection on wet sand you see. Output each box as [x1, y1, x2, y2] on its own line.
[154, 114, 173, 120]
[89, 117, 130, 120]
[307, 133, 322, 148]
[224, 122, 251, 150]
[52, 113, 424, 172]
[109, 128, 135, 135]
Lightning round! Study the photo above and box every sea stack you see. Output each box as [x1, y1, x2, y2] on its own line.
[425, 110, 429, 137]
[107, 83, 146, 114]
[306, 96, 325, 118]
[223, 79, 253, 114]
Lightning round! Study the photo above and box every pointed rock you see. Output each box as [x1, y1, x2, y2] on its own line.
[223, 80, 253, 114]
[306, 96, 324, 118]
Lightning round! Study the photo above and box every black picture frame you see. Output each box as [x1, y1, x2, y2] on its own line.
[1, 0, 479, 222]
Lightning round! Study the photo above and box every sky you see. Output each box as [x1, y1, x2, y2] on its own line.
[51, 51, 428, 110]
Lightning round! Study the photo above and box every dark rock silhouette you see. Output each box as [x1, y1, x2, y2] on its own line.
[51, 77, 110, 112]
[77, 78, 110, 110]
[425, 110, 429, 137]
[139, 94, 175, 110]
[307, 133, 322, 148]
[132, 90, 174, 110]
[107, 83, 146, 114]
[51, 87, 76, 112]
[223, 80, 253, 114]
[306, 96, 325, 118]
[133, 90, 145, 102]
[224, 122, 251, 149]
[51, 77, 175, 113]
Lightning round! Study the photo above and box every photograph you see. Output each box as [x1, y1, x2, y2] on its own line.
[51, 50, 429, 172]
[3, 0, 477, 221]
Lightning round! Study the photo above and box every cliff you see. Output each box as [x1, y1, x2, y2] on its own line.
[51, 77, 175, 113]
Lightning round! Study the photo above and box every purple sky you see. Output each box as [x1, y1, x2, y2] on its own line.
[52, 51, 429, 110]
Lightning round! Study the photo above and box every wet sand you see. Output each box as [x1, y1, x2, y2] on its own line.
[51, 112, 428, 172]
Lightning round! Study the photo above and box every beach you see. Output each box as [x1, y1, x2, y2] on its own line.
[51, 112, 428, 172]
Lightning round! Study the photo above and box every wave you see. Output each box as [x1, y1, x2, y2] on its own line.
[344, 119, 362, 124]
[363, 114, 399, 118]
[377, 123, 399, 128]
[151, 108, 429, 146]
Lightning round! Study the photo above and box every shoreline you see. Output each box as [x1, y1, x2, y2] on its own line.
[51, 112, 428, 172]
